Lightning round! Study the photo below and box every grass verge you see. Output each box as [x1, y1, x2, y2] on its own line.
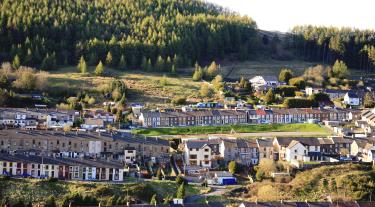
[132, 123, 329, 136]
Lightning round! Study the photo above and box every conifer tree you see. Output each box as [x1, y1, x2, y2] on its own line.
[119, 54, 127, 70]
[106, 51, 113, 66]
[95, 61, 104, 76]
[12, 54, 20, 69]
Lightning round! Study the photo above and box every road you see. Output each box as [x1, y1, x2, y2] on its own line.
[184, 185, 238, 203]
[159, 131, 331, 139]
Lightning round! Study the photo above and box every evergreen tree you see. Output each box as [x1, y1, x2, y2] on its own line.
[171, 64, 176, 74]
[119, 54, 127, 70]
[77, 56, 87, 74]
[264, 88, 275, 104]
[332, 60, 349, 78]
[211, 75, 224, 91]
[206, 61, 218, 79]
[155, 56, 164, 71]
[95, 61, 104, 76]
[24, 48, 34, 66]
[165, 56, 172, 71]
[12, 54, 21, 69]
[106, 51, 113, 66]
[192, 64, 203, 81]
[141, 57, 148, 71]
[176, 183, 185, 199]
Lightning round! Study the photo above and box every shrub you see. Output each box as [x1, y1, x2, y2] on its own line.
[289, 77, 306, 89]
[275, 85, 297, 97]
[228, 161, 238, 174]
[171, 96, 187, 105]
[283, 98, 314, 108]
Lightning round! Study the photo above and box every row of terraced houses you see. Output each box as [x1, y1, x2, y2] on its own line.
[139, 108, 361, 128]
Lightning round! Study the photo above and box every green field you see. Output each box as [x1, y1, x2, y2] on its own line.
[132, 123, 328, 136]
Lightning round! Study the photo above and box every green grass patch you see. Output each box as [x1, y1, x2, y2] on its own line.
[132, 123, 328, 136]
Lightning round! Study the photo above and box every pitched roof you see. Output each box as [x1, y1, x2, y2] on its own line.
[275, 137, 321, 147]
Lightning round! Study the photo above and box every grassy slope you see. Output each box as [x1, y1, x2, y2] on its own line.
[46, 59, 316, 107]
[245, 164, 375, 202]
[0, 178, 200, 205]
[132, 123, 329, 136]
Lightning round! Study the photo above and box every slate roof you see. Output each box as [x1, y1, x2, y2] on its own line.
[0, 129, 169, 147]
[275, 137, 321, 147]
[257, 138, 274, 147]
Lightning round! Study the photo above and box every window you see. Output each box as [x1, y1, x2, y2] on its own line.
[189, 155, 197, 159]
[204, 148, 209, 152]
[204, 155, 209, 159]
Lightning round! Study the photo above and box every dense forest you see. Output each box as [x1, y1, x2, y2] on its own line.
[0, 0, 259, 71]
[287, 26, 375, 72]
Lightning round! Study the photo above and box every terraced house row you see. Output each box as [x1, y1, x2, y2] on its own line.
[0, 153, 124, 181]
[139, 108, 360, 127]
[0, 130, 170, 163]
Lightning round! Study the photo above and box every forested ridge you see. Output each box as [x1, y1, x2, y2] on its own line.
[288, 26, 375, 71]
[0, 0, 258, 71]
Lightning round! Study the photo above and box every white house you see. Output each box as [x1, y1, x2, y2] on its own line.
[344, 92, 360, 106]
[124, 147, 136, 164]
[363, 143, 375, 162]
[249, 76, 280, 91]
[184, 140, 212, 168]
[81, 118, 105, 130]
[285, 140, 311, 166]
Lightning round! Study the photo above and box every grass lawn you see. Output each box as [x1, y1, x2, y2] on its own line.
[132, 123, 328, 136]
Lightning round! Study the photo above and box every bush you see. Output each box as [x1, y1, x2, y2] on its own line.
[289, 77, 306, 89]
[171, 96, 187, 105]
[47, 177, 58, 182]
[275, 85, 297, 97]
[283, 98, 314, 108]
[228, 161, 238, 174]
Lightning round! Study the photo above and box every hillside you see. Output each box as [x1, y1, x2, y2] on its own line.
[0, 178, 202, 206]
[0, 0, 258, 70]
[244, 164, 375, 202]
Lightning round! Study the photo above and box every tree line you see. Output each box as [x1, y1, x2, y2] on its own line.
[287, 26, 375, 72]
[0, 0, 259, 71]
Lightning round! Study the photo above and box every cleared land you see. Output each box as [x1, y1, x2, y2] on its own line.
[47, 60, 317, 106]
[132, 124, 329, 136]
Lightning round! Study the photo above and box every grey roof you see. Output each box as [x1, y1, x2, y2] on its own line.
[186, 140, 210, 149]
[346, 91, 359, 98]
[257, 138, 274, 147]
[0, 129, 169, 147]
[275, 137, 321, 147]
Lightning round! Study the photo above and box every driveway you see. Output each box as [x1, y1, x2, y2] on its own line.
[185, 185, 240, 203]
